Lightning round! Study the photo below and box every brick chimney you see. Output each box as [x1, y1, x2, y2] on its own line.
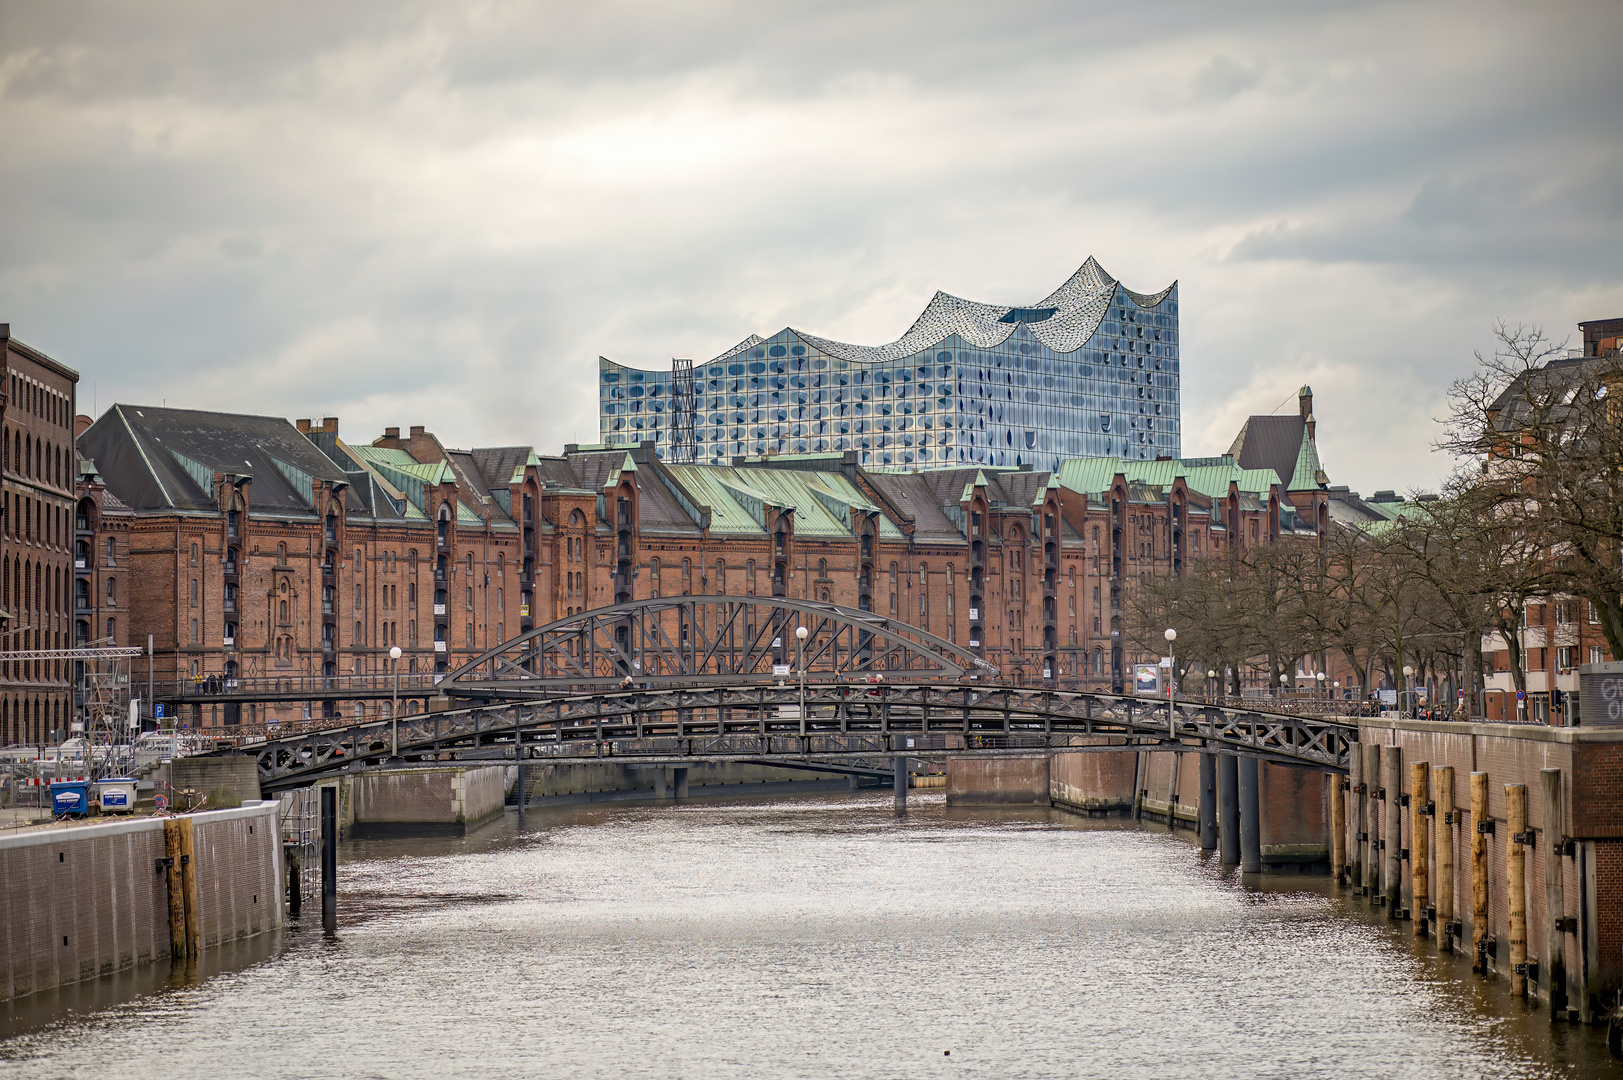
[295, 418, 312, 433]
[75, 413, 93, 439]
[405, 425, 442, 465]
[321, 417, 339, 434]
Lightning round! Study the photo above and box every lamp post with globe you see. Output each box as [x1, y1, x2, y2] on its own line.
[1163, 628, 1177, 737]
[389, 644, 403, 757]
[795, 625, 809, 737]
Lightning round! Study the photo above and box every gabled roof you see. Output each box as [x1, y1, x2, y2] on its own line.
[76, 405, 354, 515]
[1227, 413, 1326, 494]
[1055, 455, 1279, 501]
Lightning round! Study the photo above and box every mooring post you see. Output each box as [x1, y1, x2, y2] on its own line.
[1238, 754, 1261, 873]
[893, 755, 908, 814]
[1383, 744, 1403, 917]
[1540, 768, 1568, 1016]
[1506, 783, 1528, 998]
[163, 818, 187, 960]
[1329, 771, 1346, 883]
[1411, 760, 1429, 936]
[1131, 751, 1145, 821]
[515, 720, 526, 825]
[320, 784, 338, 933]
[1470, 771, 1489, 972]
[1198, 752, 1218, 850]
[1349, 744, 1365, 891]
[1363, 744, 1381, 899]
[177, 817, 200, 957]
[1217, 754, 1240, 865]
[1436, 765, 1456, 953]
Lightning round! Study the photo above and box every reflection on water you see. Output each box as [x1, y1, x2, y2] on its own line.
[2, 791, 1615, 1079]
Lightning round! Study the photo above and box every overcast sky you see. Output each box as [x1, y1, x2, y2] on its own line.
[2, 0, 1619, 496]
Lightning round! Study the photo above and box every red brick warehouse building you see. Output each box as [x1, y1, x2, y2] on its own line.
[0, 325, 79, 748]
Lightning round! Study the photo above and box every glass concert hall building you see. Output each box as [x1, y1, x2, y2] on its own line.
[598, 258, 1179, 471]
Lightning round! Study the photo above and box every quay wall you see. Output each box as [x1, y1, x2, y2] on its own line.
[0, 802, 283, 1002]
[346, 767, 507, 835]
[1349, 719, 1623, 1016]
[519, 760, 874, 804]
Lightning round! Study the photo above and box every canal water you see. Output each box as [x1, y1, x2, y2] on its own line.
[2, 791, 1616, 1078]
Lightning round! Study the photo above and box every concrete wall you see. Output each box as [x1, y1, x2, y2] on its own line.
[1345, 719, 1623, 1012]
[0, 801, 282, 1002]
[946, 756, 1050, 805]
[1049, 744, 1138, 814]
[347, 767, 507, 835]
[166, 755, 262, 809]
[518, 760, 867, 803]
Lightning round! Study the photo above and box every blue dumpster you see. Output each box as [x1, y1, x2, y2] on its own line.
[50, 780, 90, 817]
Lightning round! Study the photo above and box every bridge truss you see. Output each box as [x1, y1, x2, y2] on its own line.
[237, 683, 1357, 792]
[444, 595, 1000, 695]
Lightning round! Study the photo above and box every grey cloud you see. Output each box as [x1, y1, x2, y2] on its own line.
[1, 0, 1620, 500]
[1191, 55, 1265, 101]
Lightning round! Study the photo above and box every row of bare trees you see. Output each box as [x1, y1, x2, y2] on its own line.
[1123, 323, 1623, 715]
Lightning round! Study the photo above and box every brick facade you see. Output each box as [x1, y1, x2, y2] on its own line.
[0, 327, 79, 747]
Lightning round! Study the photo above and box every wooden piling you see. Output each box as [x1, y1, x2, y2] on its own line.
[1506, 783, 1528, 997]
[1363, 744, 1381, 898]
[1348, 747, 1364, 889]
[177, 816, 201, 958]
[1411, 760, 1429, 937]
[1329, 772, 1346, 884]
[163, 818, 188, 961]
[1383, 744, 1403, 916]
[1540, 768, 1567, 1016]
[1436, 766, 1455, 954]
[1471, 771, 1489, 972]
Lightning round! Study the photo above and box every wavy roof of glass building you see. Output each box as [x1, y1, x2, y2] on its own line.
[600, 258, 1179, 471]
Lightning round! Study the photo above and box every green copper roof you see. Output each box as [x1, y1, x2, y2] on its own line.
[662, 463, 904, 540]
[1056, 455, 1280, 501]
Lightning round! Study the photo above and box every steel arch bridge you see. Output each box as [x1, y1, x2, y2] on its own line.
[443, 594, 999, 697]
[195, 596, 1358, 791]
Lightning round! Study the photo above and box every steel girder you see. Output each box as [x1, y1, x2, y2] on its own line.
[239, 683, 1358, 791]
[442, 595, 1000, 695]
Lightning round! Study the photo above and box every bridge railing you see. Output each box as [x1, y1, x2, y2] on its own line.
[154, 674, 448, 699]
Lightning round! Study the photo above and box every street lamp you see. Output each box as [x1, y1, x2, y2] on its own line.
[1315, 671, 1326, 700]
[1163, 628, 1176, 737]
[1207, 668, 1218, 703]
[1402, 664, 1416, 717]
[389, 645, 403, 756]
[795, 625, 809, 737]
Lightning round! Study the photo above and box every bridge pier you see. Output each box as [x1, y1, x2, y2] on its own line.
[1239, 755, 1262, 873]
[1198, 753, 1218, 850]
[894, 756, 908, 814]
[673, 767, 689, 800]
[653, 769, 670, 800]
[1218, 754, 1240, 866]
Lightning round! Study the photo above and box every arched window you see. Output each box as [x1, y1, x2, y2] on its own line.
[649, 557, 660, 597]
[189, 579, 198, 606]
[681, 558, 691, 595]
[278, 599, 287, 623]
[1067, 567, 1075, 587]
[496, 553, 504, 573]
[919, 565, 927, 587]
[746, 560, 756, 595]
[107, 577, 116, 604]
[190, 543, 199, 565]
[817, 559, 827, 578]
[716, 559, 727, 592]
[106, 617, 116, 641]
[466, 553, 474, 574]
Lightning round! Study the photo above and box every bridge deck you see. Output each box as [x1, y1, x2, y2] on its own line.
[207, 682, 1359, 791]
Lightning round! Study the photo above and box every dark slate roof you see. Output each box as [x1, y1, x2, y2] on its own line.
[469, 447, 534, 491]
[531, 456, 584, 489]
[77, 405, 356, 516]
[1227, 415, 1306, 492]
[863, 472, 964, 542]
[565, 449, 700, 534]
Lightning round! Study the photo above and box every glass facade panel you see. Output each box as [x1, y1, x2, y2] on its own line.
[599, 259, 1179, 470]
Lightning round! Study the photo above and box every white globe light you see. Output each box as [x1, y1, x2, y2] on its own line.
[1207, 669, 1217, 678]
[389, 646, 402, 660]
[1164, 628, 1177, 642]
[795, 626, 808, 640]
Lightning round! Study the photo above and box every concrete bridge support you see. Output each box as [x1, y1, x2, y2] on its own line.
[1198, 753, 1218, 850]
[1239, 755, 1262, 873]
[1219, 754, 1240, 866]
[894, 756, 908, 814]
